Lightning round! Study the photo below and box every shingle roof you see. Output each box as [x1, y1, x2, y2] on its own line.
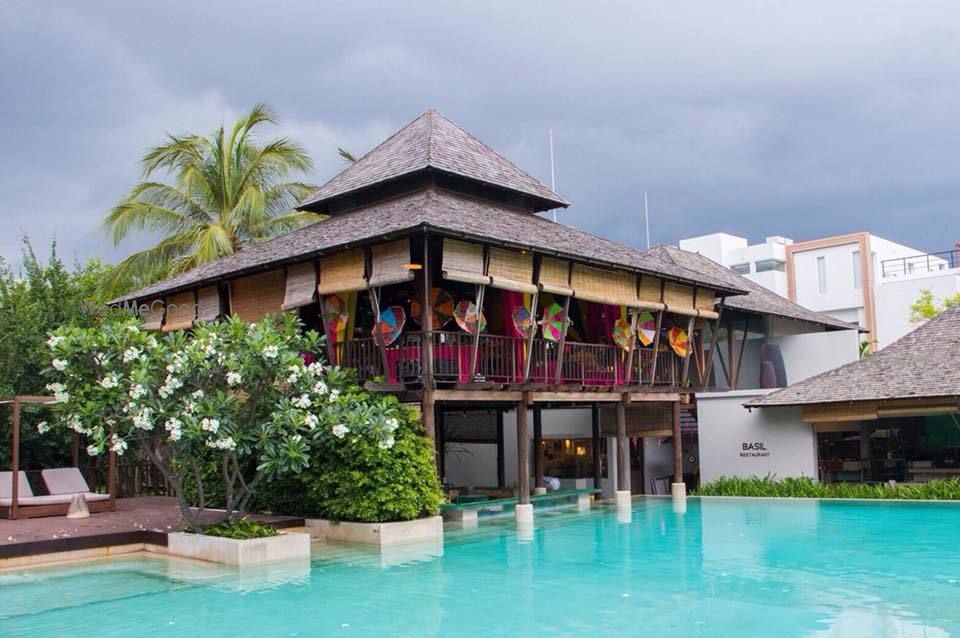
[645, 245, 858, 331]
[746, 304, 960, 407]
[298, 109, 568, 212]
[112, 189, 744, 304]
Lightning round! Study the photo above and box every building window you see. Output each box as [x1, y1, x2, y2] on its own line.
[852, 250, 862, 290]
[817, 256, 827, 293]
[731, 263, 751, 275]
[755, 259, 785, 273]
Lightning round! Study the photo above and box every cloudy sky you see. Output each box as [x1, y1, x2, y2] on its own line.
[2, 2, 958, 271]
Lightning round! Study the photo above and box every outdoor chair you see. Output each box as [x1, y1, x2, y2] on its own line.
[41, 468, 111, 503]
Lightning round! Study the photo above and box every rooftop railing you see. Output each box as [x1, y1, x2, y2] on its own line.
[881, 249, 960, 278]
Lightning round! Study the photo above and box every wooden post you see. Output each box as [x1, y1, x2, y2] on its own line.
[496, 409, 505, 488]
[11, 396, 20, 519]
[591, 403, 602, 490]
[422, 389, 436, 446]
[368, 287, 393, 381]
[616, 400, 630, 492]
[701, 302, 725, 389]
[522, 289, 539, 383]
[648, 310, 664, 385]
[517, 397, 530, 505]
[421, 233, 435, 389]
[734, 316, 751, 390]
[726, 318, 736, 389]
[71, 431, 80, 468]
[672, 401, 683, 485]
[623, 309, 640, 385]
[469, 283, 486, 379]
[680, 315, 696, 386]
[553, 295, 572, 385]
[533, 406, 544, 489]
[436, 408, 446, 482]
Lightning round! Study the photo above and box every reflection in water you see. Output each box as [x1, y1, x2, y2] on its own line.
[2, 499, 959, 637]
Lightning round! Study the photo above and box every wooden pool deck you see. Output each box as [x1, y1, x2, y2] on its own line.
[0, 496, 303, 562]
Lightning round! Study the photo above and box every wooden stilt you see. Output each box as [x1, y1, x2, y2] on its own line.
[533, 406, 544, 489]
[517, 398, 530, 505]
[469, 283, 486, 378]
[422, 389, 436, 445]
[591, 403, 602, 490]
[616, 400, 630, 492]
[734, 316, 751, 390]
[672, 401, 683, 485]
[421, 233, 435, 389]
[624, 310, 640, 384]
[496, 409, 505, 488]
[522, 289, 539, 382]
[701, 303, 725, 388]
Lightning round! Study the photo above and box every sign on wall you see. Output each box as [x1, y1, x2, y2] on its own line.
[740, 441, 770, 458]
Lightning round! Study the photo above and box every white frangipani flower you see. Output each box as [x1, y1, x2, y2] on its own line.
[52, 358, 68, 371]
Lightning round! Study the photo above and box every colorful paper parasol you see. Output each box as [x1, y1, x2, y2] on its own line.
[667, 326, 689, 358]
[410, 288, 454, 329]
[637, 311, 657, 347]
[373, 306, 406, 346]
[322, 295, 349, 336]
[453, 300, 487, 335]
[612, 318, 633, 351]
[539, 302, 568, 342]
[511, 306, 534, 339]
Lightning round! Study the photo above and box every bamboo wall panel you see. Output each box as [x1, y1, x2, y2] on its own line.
[196, 286, 221, 322]
[695, 287, 719, 319]
[317, 249, 368, 295]
[663, 282, 698, 317]
[162, 291, 197, 332]
[369, 240, 415, 287]
[599, 403, 672, 435]
[571, 264, 639, 307]
[282, 262, 318, 310]
[538, 257, 572, 296]
[637, 275, 666, 310]
[487, 247, 537, 293]
[230, 270, 286, 323]
[142, 299, 164, 331]
[442, 239, 489, 285]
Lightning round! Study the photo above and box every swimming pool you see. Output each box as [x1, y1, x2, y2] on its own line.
[2, 498, 958, 637]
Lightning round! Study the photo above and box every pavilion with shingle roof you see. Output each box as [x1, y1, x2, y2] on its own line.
[111, 109, 863, 511]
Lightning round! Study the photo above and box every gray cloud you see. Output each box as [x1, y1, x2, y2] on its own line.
[1, 1, 958, 272]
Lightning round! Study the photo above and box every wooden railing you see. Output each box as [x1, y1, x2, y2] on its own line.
[336, 330, 683, 387]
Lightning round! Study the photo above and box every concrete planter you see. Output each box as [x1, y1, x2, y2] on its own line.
[305, 515, 443, 547]
[166, 530, 311, 566]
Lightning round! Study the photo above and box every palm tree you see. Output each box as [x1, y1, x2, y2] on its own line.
[102, 104, 319, 294]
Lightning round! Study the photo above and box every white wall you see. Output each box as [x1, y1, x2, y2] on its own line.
[792, 241, 864, 318]
[768, 328, 859, 385]
[697, 390, 817, 483]
[875, 272, 960, 348]
[679, 233, 747, 265]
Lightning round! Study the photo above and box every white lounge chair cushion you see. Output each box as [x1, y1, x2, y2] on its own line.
[0, 492, 111, 507]
[41, 467, 92, 495]
[0, 471, 33, 498]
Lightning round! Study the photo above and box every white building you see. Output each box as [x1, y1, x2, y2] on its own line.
[680, 232, 960, 349]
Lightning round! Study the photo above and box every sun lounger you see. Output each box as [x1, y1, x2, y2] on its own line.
[1, 468, 113, 519]
[41, 468, 111, 502]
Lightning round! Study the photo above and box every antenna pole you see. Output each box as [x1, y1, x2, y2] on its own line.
[644, 191, 651, 249]
[549, 129, 557, 222]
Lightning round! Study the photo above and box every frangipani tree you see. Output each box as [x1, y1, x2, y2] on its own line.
[41, 314, 398, 532]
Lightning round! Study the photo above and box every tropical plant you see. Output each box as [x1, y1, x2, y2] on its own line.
[102, 104, 319, 295]
[858, 339, 876, 358]
[695, 475, 960, 500]
[203, 518, 278, 540]
[40, 314, 400, 532]
[909, 289, 960, 323]
[0, 239, 111, 469]
[267, 399, 443, 523]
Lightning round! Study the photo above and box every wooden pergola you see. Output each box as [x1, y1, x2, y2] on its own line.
[2, 395, 115, 520]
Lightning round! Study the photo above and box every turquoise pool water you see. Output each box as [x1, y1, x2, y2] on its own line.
[2, 498, 960, 637]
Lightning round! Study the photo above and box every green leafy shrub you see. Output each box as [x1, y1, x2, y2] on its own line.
[695, 475, 960, 500]
[255, 397, 443, 523]
[42, 313, 397, 532]
[202, 518, 278, 539]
